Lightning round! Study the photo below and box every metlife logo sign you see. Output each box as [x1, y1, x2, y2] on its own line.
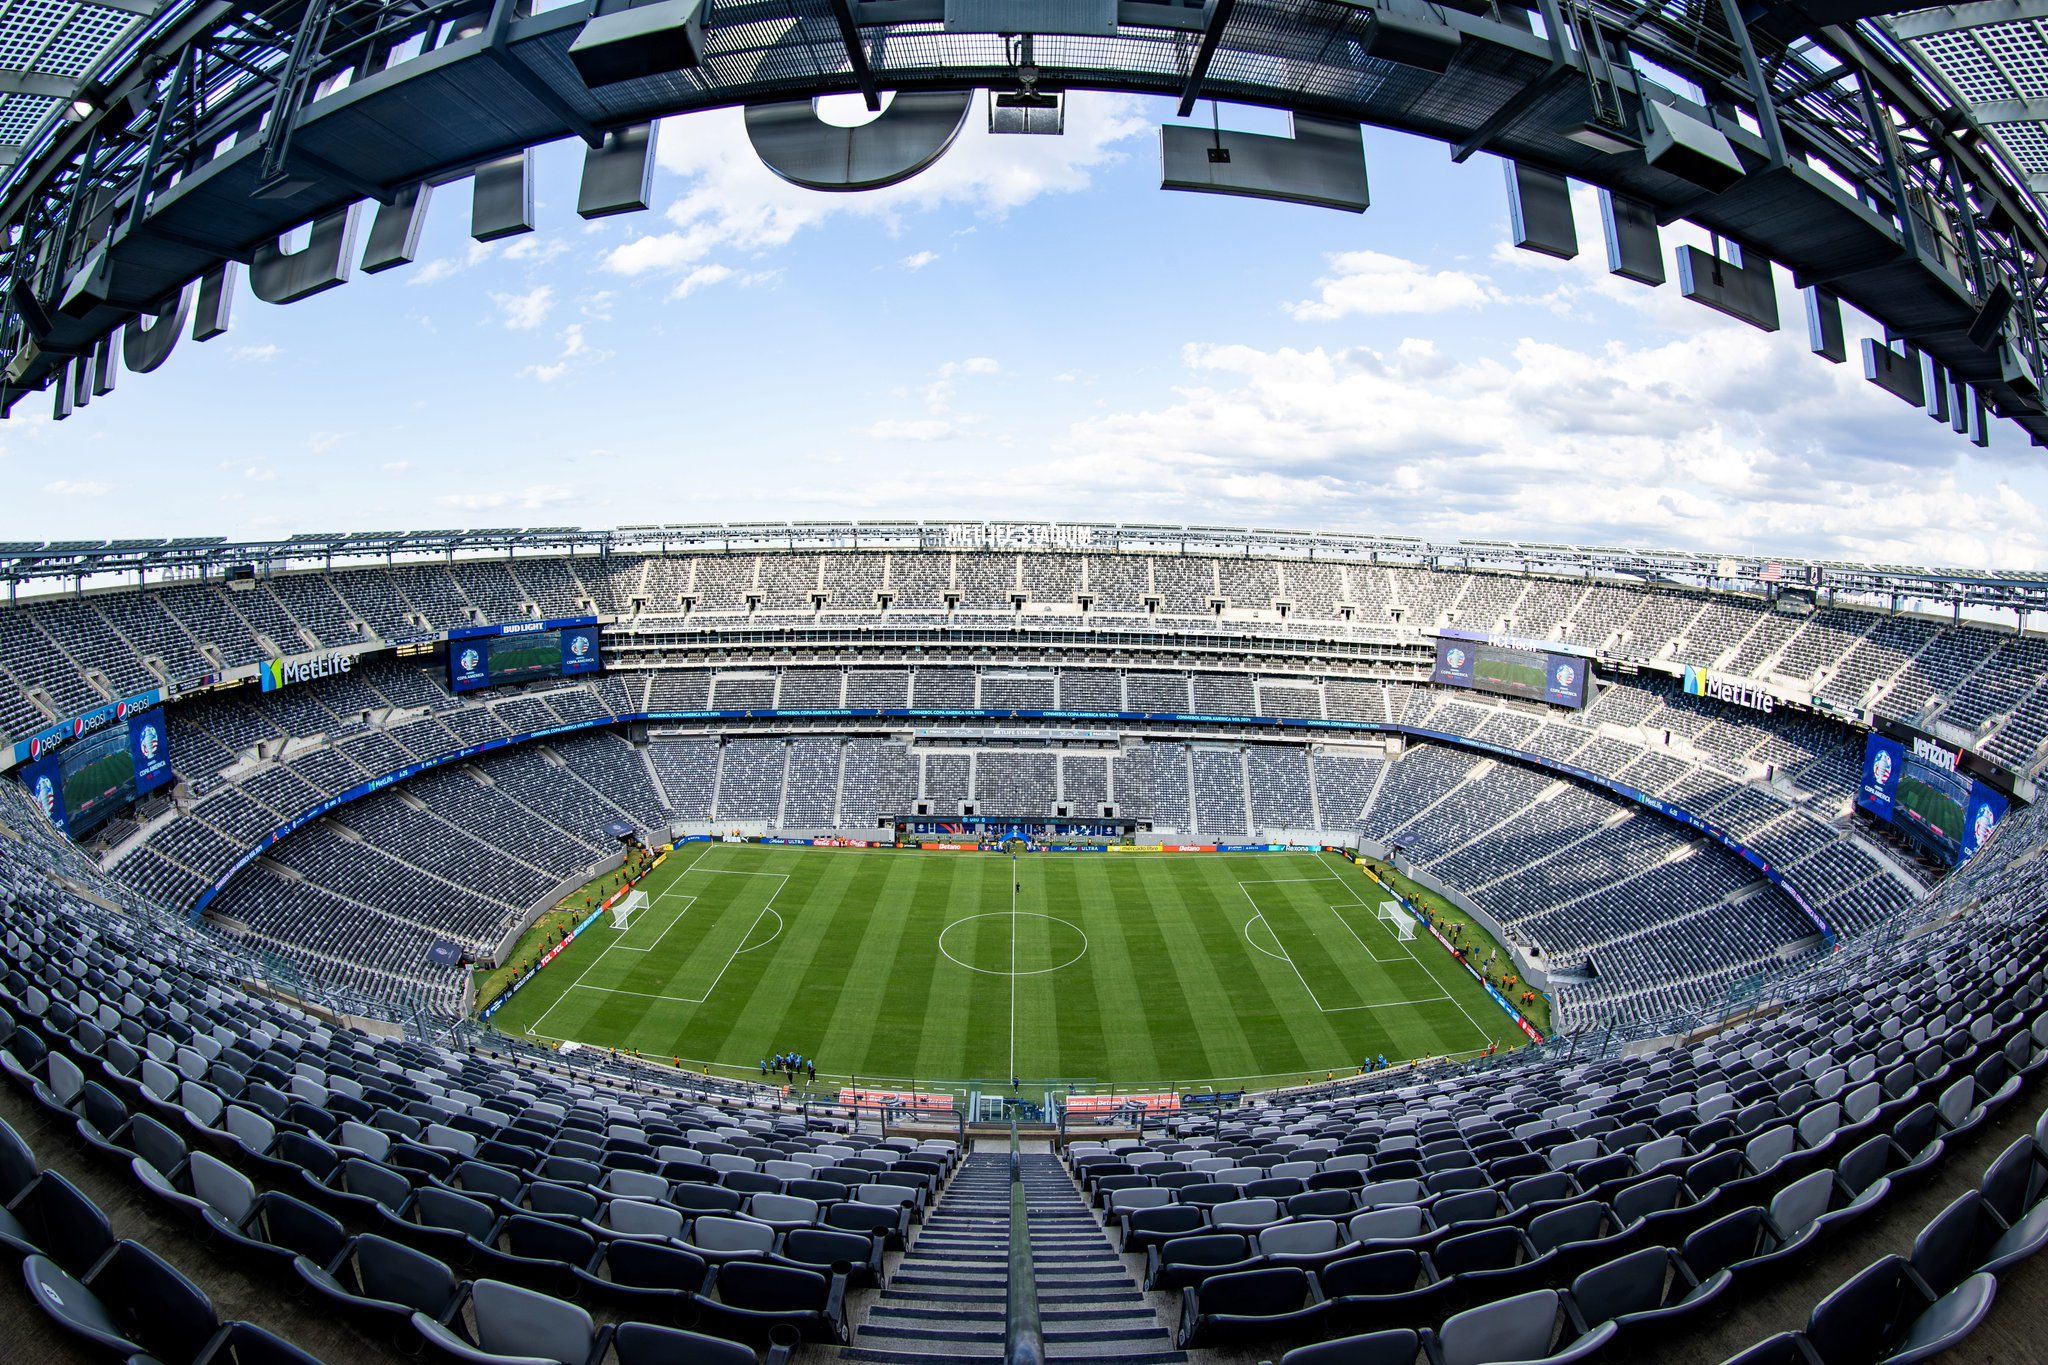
[260, 651, 356, 693]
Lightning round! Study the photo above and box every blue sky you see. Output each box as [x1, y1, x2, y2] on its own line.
[5, 92, 2046, 569]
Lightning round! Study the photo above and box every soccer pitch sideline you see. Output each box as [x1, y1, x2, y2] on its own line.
[485, 844, 1523, 1091]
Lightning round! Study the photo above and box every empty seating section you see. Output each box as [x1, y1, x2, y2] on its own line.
[844, 669, 908, 707]
[1062, 796, 2048, 1362]
[1062, 753, 1110, 812]
[1127, 672, 1191, 712]
[922, 752, 971, 807]
[1190, 747, 1250, 836]
[649, 738, 718, 820]
[3, 545, 2038, 1050]
[974, 750, 1056, 812]
[4, 547, 2048, 1363]
[911, 668, 974, 708]
[715, 738, 787, 820]
[1058, 669, 1122, 709]
[776, 668, 841, 708]
[26, 551, 2035, 750]
[781, 738, 841, 827]
[979, 673, 1054, 710]
[1248, 746, 1316, 829]
[0, 769, 951, 1359]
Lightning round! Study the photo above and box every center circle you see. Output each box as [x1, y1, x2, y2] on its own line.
[937, 912, 1089, 977]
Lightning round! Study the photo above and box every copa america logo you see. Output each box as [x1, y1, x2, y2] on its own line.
[1553, 664, 1576, 689]
[139, 724, 160, 760]
[1446, 648, 1467, 669]
[459, 648, 482, 672]
[1973, 805, 1997, 847]
[1871, 751, 1893, 787]
[31, 775, 55, 817]
[569, 634, 591, 658]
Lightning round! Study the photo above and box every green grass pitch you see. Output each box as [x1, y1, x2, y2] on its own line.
[486, 845, 1521, 1091]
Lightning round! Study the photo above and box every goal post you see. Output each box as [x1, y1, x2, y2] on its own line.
[611, 889, 648, 931]
[1376, 900, 1416, 941]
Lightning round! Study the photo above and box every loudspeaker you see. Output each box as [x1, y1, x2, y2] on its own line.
[1966, 282, 2013, 352]
[568, 0, 706, 87]
[1361, 11, 1461, 73]
[1644, 103, 1744, 193]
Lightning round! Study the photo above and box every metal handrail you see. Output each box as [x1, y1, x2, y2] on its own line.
[1004, 1119, 1044, 1365]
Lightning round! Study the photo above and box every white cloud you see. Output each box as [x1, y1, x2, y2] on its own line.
[491, 285, 554, 330]
[407, 241, 497, 287]
[436, 484, 576, 511]
[408, 258, 459, 286]
[900, 250, 939, 271]
[229, 343, 281, 364]
[519, 322, 609, 384]
[671, 264, 733, 299]
[1044, 326, 2048, 568]
[1288, 250, 1497, 321]
[500, 236, 570, 265]
[605, 93, 1148, 284]
[306, 431, 345, 455]
[864, 418, 956, 442]
[45, 479, 108, 497]
[382, 460, 412, 474]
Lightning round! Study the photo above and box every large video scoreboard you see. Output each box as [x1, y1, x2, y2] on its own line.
[1857, 731, 2010, 868]
[447, 617, 603, 694]
[1431, 629, 1588, 709]
[16, 702, 173, 838]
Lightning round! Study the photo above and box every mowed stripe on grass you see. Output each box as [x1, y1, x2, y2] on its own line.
[489, 846, 1512, 1089]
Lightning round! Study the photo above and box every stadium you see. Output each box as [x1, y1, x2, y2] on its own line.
[3, 0, 2048, 1362]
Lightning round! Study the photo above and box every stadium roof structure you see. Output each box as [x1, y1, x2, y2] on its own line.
[0, 0, 2044, 444]
[1877, 3, 2048, 210]
[0, 0, 175, 175]
[4, 519, 2048, 618]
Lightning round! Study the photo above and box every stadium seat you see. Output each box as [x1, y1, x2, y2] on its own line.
[23, 1241, 224, 1364]
[415, 1278, 608, 1365]
[1434, 1288, 1617, 1365]
[1177, 1265, 1330, 1348]
[295, 1233, 466, 1342]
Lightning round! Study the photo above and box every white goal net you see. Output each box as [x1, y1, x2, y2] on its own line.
[611, 889, 648, 931]
[1376, 900, 1416, 941]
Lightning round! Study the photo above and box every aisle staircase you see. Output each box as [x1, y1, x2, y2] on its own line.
[840, 1151, 1184, 1362]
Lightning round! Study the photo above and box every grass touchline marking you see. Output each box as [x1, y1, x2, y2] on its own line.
[1318, 850, 1497, 1047]
[527, 839, 715, 1037]
[501, 844, 1519, 1085]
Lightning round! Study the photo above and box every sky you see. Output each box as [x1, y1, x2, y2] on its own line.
[5, 92, 2047, 570]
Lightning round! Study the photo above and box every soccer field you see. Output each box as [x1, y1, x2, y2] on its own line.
[486, 845, 1518, 1091]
